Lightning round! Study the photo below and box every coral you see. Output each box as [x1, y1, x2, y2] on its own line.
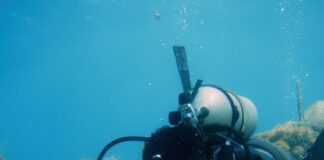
[291, 146, 304, 159]
[304, 101, 324, 132]
[257, 101, 324, 160]
[257, 121, 318, 159]
[275, 140, 290, 151]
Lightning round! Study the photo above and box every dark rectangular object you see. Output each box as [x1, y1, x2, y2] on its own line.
[173, 46, 192, 92]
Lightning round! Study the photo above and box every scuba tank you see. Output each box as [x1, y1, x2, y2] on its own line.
[191, 85, 258, 139]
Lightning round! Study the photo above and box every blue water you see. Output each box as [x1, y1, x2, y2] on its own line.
[1, 0, 324, 159]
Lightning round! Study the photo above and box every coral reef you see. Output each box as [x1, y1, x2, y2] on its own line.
[304, 101, 324, 132]
[257, 101, 324, 160]
[257, 121, 318, 159]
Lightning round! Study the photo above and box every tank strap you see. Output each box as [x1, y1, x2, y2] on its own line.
[203, 85, 240, 136]
[226, 90, 245, 135]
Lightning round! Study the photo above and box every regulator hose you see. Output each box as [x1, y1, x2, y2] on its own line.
[204, 125, 251, 160]
[97, 136, 150, 160]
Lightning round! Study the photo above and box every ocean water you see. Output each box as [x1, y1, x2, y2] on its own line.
[0, 0, 324, 160]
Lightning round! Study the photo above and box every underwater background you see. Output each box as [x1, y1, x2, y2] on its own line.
[0, 0, 324, 159]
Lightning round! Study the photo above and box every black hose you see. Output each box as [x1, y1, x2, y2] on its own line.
[97, 136, 150, 160]
[204, 125, 251, 160]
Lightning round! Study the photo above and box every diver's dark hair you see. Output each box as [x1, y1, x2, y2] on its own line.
[142, 125, 208, 160]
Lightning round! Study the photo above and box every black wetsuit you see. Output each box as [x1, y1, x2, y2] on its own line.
[303, 131, 324, 160]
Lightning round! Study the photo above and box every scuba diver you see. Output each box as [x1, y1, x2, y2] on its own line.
[98, 46, 324, 160]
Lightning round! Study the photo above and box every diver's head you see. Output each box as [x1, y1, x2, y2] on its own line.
[142, 125, 208, 160]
